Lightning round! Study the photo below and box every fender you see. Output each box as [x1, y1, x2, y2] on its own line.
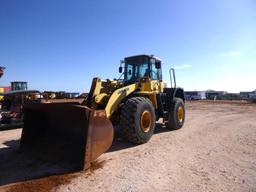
[164, 87, 185, 102]
[105, 83, 139, 118]
[173, 87, 185, 102]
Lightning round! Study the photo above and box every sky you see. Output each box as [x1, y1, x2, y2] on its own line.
[0, 0, 255, 93]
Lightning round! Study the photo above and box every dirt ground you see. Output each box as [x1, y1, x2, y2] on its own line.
[0, 101, 256, 192]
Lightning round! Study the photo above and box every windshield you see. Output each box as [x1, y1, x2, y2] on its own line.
[124, 57, 149, 83]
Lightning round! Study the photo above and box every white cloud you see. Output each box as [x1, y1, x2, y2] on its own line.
[194, 63, 256, 92]
[218, 50, 241, 57]
[173, 64, 191, 69]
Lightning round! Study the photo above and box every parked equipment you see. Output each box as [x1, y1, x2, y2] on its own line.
[21, 55, 185, 170]
[0, 90, 41, 127]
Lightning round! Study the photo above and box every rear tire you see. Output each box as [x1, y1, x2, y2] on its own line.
[120, 97, 155, 144]
[166, 97, 185, 130]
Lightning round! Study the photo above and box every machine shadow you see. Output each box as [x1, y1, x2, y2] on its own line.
[107, 122, 170, 153]
[0, 124, 23, 131]
[0, 123, 170, 186]
[0, 139, 76, 186]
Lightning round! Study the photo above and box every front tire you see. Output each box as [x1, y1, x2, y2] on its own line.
[120, 97, 155, 144]
[166, 97, 185, 130]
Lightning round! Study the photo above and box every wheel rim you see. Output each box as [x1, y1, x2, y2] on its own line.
[178, 106, 184, 123]
[140, 110, 152, 132]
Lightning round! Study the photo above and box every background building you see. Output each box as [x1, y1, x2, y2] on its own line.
[185, 91, 206, 100]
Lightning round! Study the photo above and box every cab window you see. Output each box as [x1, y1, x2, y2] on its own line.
[151, 60, 162, 80]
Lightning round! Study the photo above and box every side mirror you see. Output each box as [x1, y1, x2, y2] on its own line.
[155, 61, 161, 69]
[128, 69, 132, 75]
[119, 66, 123, 73]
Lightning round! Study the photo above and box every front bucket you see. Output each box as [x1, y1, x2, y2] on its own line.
[20, 103, 114, 170]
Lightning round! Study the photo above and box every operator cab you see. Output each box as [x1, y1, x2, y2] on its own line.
[120, 55, 162, 84]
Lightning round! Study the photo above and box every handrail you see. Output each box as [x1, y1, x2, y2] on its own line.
[169, 68, 176, 88]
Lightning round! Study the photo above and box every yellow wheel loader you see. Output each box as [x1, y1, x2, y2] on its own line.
[20, 54, 185, 170]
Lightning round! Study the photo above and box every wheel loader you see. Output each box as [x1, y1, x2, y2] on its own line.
[20, 54, 185, 170]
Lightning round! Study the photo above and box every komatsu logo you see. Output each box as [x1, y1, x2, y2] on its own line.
[118, 88, 129, 95]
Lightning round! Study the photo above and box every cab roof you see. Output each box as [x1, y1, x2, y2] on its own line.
[124, 54, 161, 62]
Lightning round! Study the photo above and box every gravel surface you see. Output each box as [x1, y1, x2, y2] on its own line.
[0, 101, 256, 192]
